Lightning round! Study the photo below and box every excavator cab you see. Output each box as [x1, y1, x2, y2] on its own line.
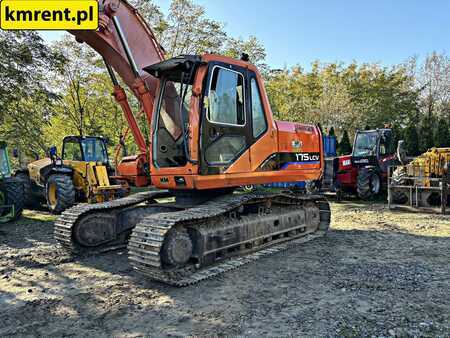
[144, 54, 322, 191]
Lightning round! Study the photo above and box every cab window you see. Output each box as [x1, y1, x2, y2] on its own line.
[81, 139, 108, 163]
[250, 78, 267, 138]
[63, 141, 82, 161]
[207, 67, 245, 126]
[205, 136, 246, 165]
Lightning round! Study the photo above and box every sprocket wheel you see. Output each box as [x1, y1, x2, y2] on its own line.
[161, 229, 193, 268]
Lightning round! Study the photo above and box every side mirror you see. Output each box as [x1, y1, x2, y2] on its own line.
[12, 148, 19, 158]
[397, 140, 407, 165]
[49, 146, 58, 158]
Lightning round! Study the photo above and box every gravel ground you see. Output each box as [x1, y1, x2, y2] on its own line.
[0, 201, 449, 337]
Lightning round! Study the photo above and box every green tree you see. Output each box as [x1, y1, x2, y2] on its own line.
[131, 0, 266, 65]
[47, 36, 137, 159]
[391, 123, 404, 149]
[223, 36, 267, 69]
[404, 123, 420, 156]
[0, 31, 65, 157]
[265, 61, 419, 135]
[435, 117, 449, 148]
[339, 130, 352, 155]
[328, 127, 336, 137]
[419, 116, 435, 152]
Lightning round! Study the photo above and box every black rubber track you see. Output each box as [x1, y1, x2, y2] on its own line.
[128, 192, 331, 286]
[46, 175, 76, 214]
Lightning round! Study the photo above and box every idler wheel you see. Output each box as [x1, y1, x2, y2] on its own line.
[162, 229, 193, 267]
[73, 214, 116, 247]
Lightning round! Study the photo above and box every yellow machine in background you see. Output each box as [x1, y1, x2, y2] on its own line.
[404, 148, 450, 186]
[389, 147, 450, 213]
[16, 136, 129, 214]
[63, 158, 125, 204]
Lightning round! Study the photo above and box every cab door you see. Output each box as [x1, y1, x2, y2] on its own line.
[248, 73, 271, 169]
[199, 63, 252, 175]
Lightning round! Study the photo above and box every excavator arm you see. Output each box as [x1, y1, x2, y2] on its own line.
[69, 0, 180, 185]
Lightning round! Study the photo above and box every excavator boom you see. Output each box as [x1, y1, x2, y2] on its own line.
[71, 0, 164, 97]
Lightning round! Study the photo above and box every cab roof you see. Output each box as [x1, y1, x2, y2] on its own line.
[143, 55, 203, 81]
[143, 54, 257, 81]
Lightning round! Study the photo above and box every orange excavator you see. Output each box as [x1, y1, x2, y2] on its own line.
[55, 0, 331, 286]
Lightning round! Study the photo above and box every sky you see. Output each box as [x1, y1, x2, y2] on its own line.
[41, 0, 449, 69]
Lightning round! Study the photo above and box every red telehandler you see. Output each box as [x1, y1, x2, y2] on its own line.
[56, 0, 331, 286]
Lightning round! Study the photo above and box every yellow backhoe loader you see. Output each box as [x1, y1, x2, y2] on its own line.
[16, 136, 129, 214]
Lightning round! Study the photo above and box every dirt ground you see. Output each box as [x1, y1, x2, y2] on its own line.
[0, 200, 449, 337]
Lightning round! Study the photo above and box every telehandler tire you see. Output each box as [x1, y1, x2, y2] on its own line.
[46, 175, 76, 214]
[357, 168, 381, 200]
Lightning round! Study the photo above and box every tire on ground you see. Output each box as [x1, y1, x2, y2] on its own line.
[3, 177, 25, 220]
[391, 168, 409, 204]
[357, 168, 380, 200]
[392, 190, 409, 204]
[45, 175, 76, 214]
[15, 172, 36, 207]
[421, 192, 442, 208]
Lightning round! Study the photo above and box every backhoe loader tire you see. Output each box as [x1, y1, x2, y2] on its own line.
[15, 173, 35, 207]
[2, 177, 25, 220]
[46, 175, 76, 214]
[357, 168, 381, 200]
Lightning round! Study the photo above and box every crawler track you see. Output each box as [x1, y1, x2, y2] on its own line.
[54, 190, 330, 286]
[54, 191, 169, 254]
[128, 193, 330, 286]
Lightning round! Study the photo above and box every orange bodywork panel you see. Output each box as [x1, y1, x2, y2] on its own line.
[117, 154, 149, 187]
